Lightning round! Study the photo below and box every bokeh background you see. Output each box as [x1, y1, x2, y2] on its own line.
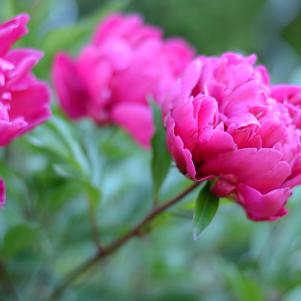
[1, 0, 301, 300]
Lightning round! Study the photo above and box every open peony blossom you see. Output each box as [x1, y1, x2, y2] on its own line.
[165, 52, 301, 221]
[53, 13, 194, 148]
[0, 14, 51, 207]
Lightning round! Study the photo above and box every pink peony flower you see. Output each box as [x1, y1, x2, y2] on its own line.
[0, 14, 51, 207]
[165, 52, 301, 221]
[52, 13, 194, 148]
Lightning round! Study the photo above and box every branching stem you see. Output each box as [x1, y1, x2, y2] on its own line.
[48, 182, 200, 300]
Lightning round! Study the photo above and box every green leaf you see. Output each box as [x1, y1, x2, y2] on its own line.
[48, 117, 90, 177]
[53, 163, 80, 179]
[1, 224, 40, 258]
[0, 0, 16, 20]
[221, 262, 265, 301]
[29, 125, 69, 159]
[82, 123, 103, 185]
[150, 101, 171, 200]
[193, 182, 219, 239]
[35, 0, 127, 77]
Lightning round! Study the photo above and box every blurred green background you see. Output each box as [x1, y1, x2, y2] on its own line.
[1, 0, 301, 300]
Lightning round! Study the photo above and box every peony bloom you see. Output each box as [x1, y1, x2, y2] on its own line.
[0, 14, 51, 207]
[165, 52, 301, 221]
[53, 13, 194, 148]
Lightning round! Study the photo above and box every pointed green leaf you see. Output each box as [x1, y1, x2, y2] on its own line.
[193, 182, 219, 239]
[150, 101, 171, 200]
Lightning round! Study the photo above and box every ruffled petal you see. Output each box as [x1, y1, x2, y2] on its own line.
[200, 148, 291, 193]
[0, 14, 29, 56]
[166, 117, 197, 179]
[237, 184, 290, 221]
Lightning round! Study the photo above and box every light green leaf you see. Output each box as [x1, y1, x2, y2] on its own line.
[53, 163, 79, 179]
[150, 101, 171, 200]
[193, 182, 219, 239]
[48, 117, 90, 177]
[0, 0, 16, 20]
[28, 125, 69, 159]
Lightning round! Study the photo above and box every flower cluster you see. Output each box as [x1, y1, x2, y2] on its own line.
[165, 53, 301, 221]
[0, 14, 51, 206]
[52, 12, 301, 222]
[53, 13, 194, 148]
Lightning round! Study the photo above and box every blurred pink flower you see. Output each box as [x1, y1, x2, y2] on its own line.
[53, 13, 194, 148]
[165, 52, 301, 221]
[0, 14, 51, 207]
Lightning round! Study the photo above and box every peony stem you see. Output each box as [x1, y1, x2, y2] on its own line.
[48, 182, 200, 300]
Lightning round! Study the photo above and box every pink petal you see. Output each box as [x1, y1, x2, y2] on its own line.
[5, 49, 43, 89]
[271, 85, 301, 105]
[228, 125, 262, 148]
[9, 82, 51, 135]
[0, 118, 26, 146]
[52, 53, 89, 119]
[166, 117, 197, 179]
[0, 179, 6, 207]
[200, 148, 291, 192]
[162, 38, 195, 75]
[172, 97, 198, 150]
[237, 184, 290, 221]
[196, 127, 236, 161]
[93, 14, 161, 46]
[111, 103, 153, 148]
[0, 14, 29, 56]
[180, 59, 202, 99]
[77, 46, 113, 113]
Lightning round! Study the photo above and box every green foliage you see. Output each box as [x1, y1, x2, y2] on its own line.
[221, 261, 265, 301]
[193, 182, 219, 239]
[1, 224, 40, 258]
[150, 101, 171, 201]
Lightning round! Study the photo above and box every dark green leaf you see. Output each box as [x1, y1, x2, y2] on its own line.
[193, 182, 219, 239]
[150, 101, 171, 200]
